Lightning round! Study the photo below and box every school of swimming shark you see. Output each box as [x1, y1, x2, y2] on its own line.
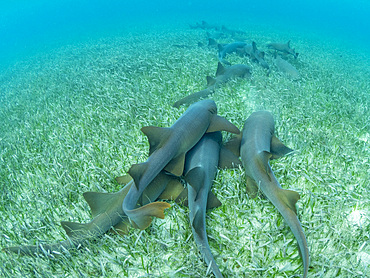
[3, 21, 309, 277]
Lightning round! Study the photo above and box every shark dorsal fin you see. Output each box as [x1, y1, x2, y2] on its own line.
[206, 76, 216, 87]
[174, 187, 221, 209]
[128, 162, 148, 190]
[115, 174, 133, 185]
[216, 62, 226, 76]
[252, 41, 257, 52]
[287, 40, 291, 47]
[191, 209, 203, 235]
[61, 221, 91, 238]
[223, 134, 242, 157]
[164, 153, 186, 176]
[112, 221, 130, 235]
[277, 188, 300, 214]
[157, 179, 185, 200]
[208, 38, 217, 47]
[218, 44, 224, 52]
[207, 191, 222, 209]
[185, 166, 205, 198]
[207, 115, 240, 134]
[83, 189, 129, 218]
[270, 136, 294, 159]
[141, 126, 172, 155]
[218, 144, 241, 169]
[246, 176, 259, 198]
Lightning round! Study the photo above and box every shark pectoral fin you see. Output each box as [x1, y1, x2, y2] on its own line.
[218, 144, 241, 169]
[127, 201, 171, 230]
[278, 188, 300, 214]
[207, 115, 240, 134]
[158, 179, 185, 200]
[207, 191, 222, 209]
[246, 176, 259, 198]
[216, 62, 226, 76]
[191, 209, 203, 236]
[141, 126, 172, 155]
[185, 167, 205, 199]
[174, 187, 188, 206]
[270, 136, 294, 159]
[223, 134, 242, 157]
[165, 153, 186, 176]
[61, 221, 93, 238]
[83, 184, 131, 218]
[115, 174, 132, 185]
[206, 76, 217, 87]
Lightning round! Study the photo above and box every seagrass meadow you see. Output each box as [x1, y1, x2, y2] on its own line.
[0, 23, 369, 277]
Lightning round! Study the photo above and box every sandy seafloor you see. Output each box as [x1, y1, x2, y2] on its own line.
[0, 19, 369, 277]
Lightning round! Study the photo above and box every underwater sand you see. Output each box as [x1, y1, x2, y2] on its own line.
[0, 22, 369, 277]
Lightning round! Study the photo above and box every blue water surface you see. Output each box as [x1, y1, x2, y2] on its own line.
[0, 0, 369, 68]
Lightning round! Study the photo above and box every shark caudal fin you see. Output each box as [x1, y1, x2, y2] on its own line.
[126, 201, 171, 230]
[270, 136, 294, 159]
[207, 115, 240, 134]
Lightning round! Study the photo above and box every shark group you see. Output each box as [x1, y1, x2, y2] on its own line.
[4, 21, 310, 278]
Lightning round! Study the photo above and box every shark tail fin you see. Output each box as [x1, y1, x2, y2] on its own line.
[277, 188, 300, 215]
[270, 136, 294, 159]
[207, 115, 240, 134]
[126, 201, 171, 230]
[141, 126, 172, 155]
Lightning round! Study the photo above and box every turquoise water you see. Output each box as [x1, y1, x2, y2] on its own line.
[1, 0, 369, 68]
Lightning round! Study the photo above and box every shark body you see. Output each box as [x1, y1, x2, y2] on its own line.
[122, 100, 240, 229]
[240, 111, 309, 278]
[184, 131, 224, 278]
[267, 40, 299, 58]
[3, 172, 183, 256]
[173, 62, 251, 108]
[274, 55, 300, 80]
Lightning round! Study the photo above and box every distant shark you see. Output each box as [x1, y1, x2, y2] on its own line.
[190, 20, 219, 30]
[267, 40, 299, 58]
[122, 100, 240, 230]
[237, 111, 309, 278]
[173, 62, 251, 108]
[218, 41, 249, 65]
[274, 55, 300, 80]
[3, 172, 183, 256]
[236, 41, 270, 70]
